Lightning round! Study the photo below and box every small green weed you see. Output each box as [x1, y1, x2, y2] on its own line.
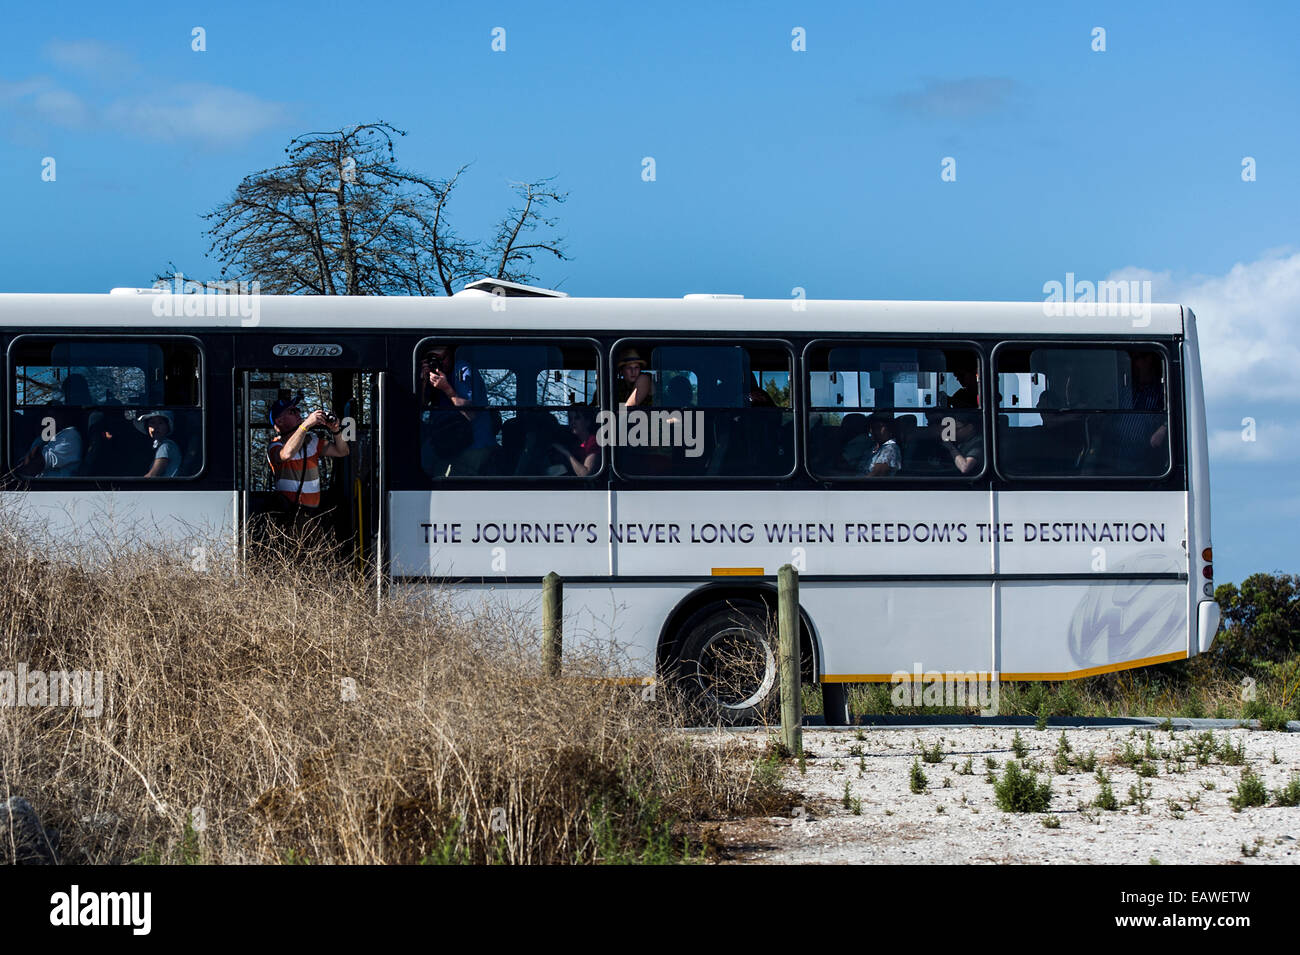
[994, 761, 1052, 813]
[1094, 769, 1118, 811]
[910, 759, 928, 794]
[1229, 768, 1268, 811]
[1011, 730, 1028, 760]
[1273, 773, 1300, 807]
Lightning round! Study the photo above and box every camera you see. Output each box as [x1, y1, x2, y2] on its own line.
[307, 409, 339, 435]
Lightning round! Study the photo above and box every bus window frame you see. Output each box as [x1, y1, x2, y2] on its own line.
[802, 338, 988, 483]
[411, 334, 607, 483]
[7, 333, 207, 483]
[990, 339, 1175, 483]
[608, 336, 798, 483]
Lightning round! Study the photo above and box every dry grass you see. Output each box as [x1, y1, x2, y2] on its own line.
[0, 509, 786, 865]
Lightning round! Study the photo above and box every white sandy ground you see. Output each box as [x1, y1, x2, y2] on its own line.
[706, 726, 1300, 864]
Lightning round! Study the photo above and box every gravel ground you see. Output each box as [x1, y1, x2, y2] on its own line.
[710, 725, 1300, 864]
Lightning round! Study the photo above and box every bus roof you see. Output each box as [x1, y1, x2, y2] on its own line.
[0, 293, 1186, 336]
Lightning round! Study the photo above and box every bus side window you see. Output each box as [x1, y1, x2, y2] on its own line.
[994, 345, 1169, 478]
[806, 344, 983, 479]
[611, 342, 793, 479]
[10, 338, 203, 480]
[415, 339, 601, 480]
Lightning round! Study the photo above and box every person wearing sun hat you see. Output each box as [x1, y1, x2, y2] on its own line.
[135, 410, 181, 478]
[615, 346, 653, 407]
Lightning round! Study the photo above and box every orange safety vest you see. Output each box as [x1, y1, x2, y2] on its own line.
[268, 433, 322, 508]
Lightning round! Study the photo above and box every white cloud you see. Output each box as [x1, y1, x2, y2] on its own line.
[44, 39, 138, 78]
[1208, 419, 1300, 462]
[0, 73, 289, 145]
[0, 39, 290, 146]
[0, 77, 52, 100]
[104, 85, 291, 145]
[1106, 250, 1300, 403]
[32, 88, 91, 127]
[0, 76, 89, 127]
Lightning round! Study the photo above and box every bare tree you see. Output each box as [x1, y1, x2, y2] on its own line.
[161, 122, 567, 295]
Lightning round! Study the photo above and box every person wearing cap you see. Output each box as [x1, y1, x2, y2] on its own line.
[420, 344, 495, 476]
[267, 397, 349, 512]
[615, 347, 653, 407]
[137, 411, 181, 478]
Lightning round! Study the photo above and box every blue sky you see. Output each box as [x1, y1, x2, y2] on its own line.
[2, 1, 1298, 585]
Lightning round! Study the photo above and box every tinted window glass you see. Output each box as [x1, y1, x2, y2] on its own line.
[995, 345, 1169, 477]
[611, 342, 793, 478]
[416, 341, 600, 478]
[11, 339, 202, 479]
[807, 344, 983, 478]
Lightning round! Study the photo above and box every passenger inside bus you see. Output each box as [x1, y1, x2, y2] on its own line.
[854, 412, 902, 477]
[995, 347, 1170, 477]
[17, 407, 82, 478]
[10, 341, 204, 480]
[137, 411, 181, 478]
[662, 374, 693, 409]
[940, 410, 982, 475]
[945, 359, 980, 409]
[420, 344, 495, 476]
[83, 409, 138, 476]
[1106, 349, 1167, 471]
[615, 348, 653, 407]
[417, 342, 602, 479]
[61, 374, 93, 407]
[552, 406, 600, 476]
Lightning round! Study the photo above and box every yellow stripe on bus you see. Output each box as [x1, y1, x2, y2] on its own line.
[711, 567, 764, 576]
[822, 650, 1189, 683]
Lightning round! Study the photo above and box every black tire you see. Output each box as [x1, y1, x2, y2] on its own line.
[669, 599, 781, 725]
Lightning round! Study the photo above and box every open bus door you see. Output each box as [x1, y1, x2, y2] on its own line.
[236, 366, 383, 575]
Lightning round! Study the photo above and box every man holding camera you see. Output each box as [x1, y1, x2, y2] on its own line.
[267, 397, 350, 524]
[420, 344, 495, 476]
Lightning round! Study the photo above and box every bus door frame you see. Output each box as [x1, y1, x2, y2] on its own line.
[232, 335, 388, 574]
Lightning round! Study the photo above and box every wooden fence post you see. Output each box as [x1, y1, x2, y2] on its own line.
[778, 564, 802, 755]
[542, 571, 562, 678]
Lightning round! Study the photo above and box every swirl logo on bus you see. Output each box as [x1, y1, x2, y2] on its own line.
[271, 344, 343, 358]
[1068, 553, 1187, 665]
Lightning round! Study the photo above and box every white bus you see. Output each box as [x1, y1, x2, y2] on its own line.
[0, 283, 1222, 721]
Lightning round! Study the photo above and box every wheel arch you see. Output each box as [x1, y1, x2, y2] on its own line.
[655, 581, 822, 683]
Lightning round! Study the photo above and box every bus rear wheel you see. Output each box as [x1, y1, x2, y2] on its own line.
[670, 599, 781, 725]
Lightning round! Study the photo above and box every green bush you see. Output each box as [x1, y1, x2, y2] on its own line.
[1021, 682, 1050, 717]
[1274, 773, 1300, 807]
[910, 759, 928, 794]
[994, 761, 1052, 813]
[1229, 768, 1269, 811]
[1218, 735, 1247, 766]
[1260, 705, 1291, 732]
[1213, 574, 1300, 667]
[1053, 681, 1083, 717]
[1011, 730, 1028, 760]
[1094, 769, 1118, 811]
